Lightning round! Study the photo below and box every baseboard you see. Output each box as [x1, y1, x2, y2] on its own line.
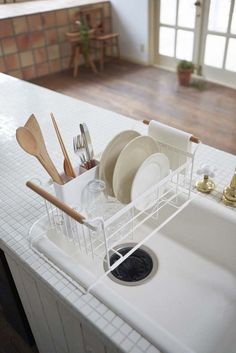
[120, 55, 149, 66]
[153, 64, 236, 90]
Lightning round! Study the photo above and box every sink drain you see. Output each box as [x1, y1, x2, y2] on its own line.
[104, 243, 158, 286]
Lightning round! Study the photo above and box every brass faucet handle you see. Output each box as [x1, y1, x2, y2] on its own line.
[223, 168, 236, 207]
[195, 164, 216, 193]
[230, 168, 236, 188]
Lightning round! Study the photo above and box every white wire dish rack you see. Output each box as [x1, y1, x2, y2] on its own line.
[28, 136, 199, 293]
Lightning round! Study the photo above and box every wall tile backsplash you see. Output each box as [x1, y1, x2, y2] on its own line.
[0, 2, 110, 80]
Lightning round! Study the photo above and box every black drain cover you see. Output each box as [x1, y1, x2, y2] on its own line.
[110, 246, 153, 282]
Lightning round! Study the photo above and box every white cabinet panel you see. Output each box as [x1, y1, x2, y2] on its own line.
[6, 255, 56, 353]
[81, 323, 106, 353]
[5, 253, 122, 353]
[57, 303, 85, 353]
[37, 284, 69, 353]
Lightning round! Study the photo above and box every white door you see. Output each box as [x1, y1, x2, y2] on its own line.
[155, 0, 236, 87]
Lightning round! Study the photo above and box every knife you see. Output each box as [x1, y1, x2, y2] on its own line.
[79, 123, 95, 167]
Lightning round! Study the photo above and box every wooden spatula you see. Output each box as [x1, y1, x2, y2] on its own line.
[25, 114, 55, 163]
[16, 126, 64, 185]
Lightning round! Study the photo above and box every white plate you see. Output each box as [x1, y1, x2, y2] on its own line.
[113, 135, 159, 204]
[131, 153, 170, 211]
[99, 130, 140, 196]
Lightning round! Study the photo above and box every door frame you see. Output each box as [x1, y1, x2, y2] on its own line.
[199, 0, 236, 87]
[149, 0, 202, 71]
[149, 0, 236, 88]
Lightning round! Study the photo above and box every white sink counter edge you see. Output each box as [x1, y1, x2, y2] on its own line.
[0, 73, 235, 353]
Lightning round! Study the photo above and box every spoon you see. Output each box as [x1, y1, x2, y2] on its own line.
[16, 126, 64, 185]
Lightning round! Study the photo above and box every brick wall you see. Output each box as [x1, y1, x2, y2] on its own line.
[0, 2, 110, 80]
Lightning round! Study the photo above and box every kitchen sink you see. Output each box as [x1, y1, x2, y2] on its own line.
[31, 196, 236, 353]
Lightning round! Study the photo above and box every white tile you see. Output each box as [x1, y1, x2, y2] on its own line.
[112, 317, 124, 329]
[111, 331, 125, 345]
[104, 310, 116, 322]
[80, 304, 93, 317]
[120, 337, 134, 351]
[130, 346, 143, 353]
[129, 330, 142, 343]
[103, 324, 117, 337]
[96, 303, 108, 315]
[146, 345, 161, 353]
[96, 317, 108, 330]
[120, 323, 132, 336]
[87, 309, 100, 323]
[137, 337, 150, 351]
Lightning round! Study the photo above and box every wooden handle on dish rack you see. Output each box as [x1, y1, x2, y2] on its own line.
[26, 181, 85, 224]
[142, 119, 200, 144]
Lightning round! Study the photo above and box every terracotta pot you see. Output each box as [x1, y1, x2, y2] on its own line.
[177, 69, 193, 86]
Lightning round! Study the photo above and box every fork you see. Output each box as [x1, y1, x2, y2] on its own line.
[73, 134, 84, 154]
[73, 135, 91, 170]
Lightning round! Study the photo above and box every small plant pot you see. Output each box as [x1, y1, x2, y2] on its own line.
[177, 69, 193, 86]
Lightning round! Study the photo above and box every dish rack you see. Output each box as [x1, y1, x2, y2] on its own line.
[28, 136, 199, 293]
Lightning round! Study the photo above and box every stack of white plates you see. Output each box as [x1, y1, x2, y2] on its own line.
[99, 131, 170, 210]
[99, 130, 140, 196]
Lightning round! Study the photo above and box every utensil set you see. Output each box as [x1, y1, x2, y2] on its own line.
[16, 114, 64, 185]
[73, 124, 96, 170]
[16, 113, 95, 184]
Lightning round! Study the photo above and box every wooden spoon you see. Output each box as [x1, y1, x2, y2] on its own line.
[16, 126, 64, 185]
[25, 114, 59, 169]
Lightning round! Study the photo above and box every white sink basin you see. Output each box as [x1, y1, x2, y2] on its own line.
[32, 196, 236, 353]
[100, 196, 236, 353]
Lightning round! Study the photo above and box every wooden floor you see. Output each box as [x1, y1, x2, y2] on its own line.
[0, 307, 37, 353]
[32, 60, 236, 155]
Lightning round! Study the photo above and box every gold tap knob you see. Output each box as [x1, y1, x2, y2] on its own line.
[222, 168, 236, 207]
[195, 165, 215, 193]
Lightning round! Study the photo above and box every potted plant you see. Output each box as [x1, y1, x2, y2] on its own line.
[76, 20, 90, 64]
[177, 60, 195, 86]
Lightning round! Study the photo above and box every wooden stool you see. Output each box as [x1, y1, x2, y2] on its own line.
[79, 7, 120, 71]
[66, 31, 97, 78]
[95, 32, 120, 71]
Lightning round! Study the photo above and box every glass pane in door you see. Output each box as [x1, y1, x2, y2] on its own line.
[225, 38, 236, 72]
[158, 0, 195, 63]
[159, 27, 175, 56]
[204, 35, 226, 68]
[178, 0, 195, 28]
[160, 0, 177, 25]
[208, 0, 231, 33]
[176, 30, 194, 60]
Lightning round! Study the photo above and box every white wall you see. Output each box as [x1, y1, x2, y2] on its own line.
[110, 0, 149, 64]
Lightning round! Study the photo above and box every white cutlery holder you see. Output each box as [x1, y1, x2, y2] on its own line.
[53, 163, 99, 209]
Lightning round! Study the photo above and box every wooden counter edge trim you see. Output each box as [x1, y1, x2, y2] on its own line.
[26, 181, 85, 224]
[143, 119, 200, 144]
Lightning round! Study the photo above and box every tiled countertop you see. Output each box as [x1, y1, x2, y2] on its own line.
[0, 73, 235, 353]
[0, 0, 106, 19]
